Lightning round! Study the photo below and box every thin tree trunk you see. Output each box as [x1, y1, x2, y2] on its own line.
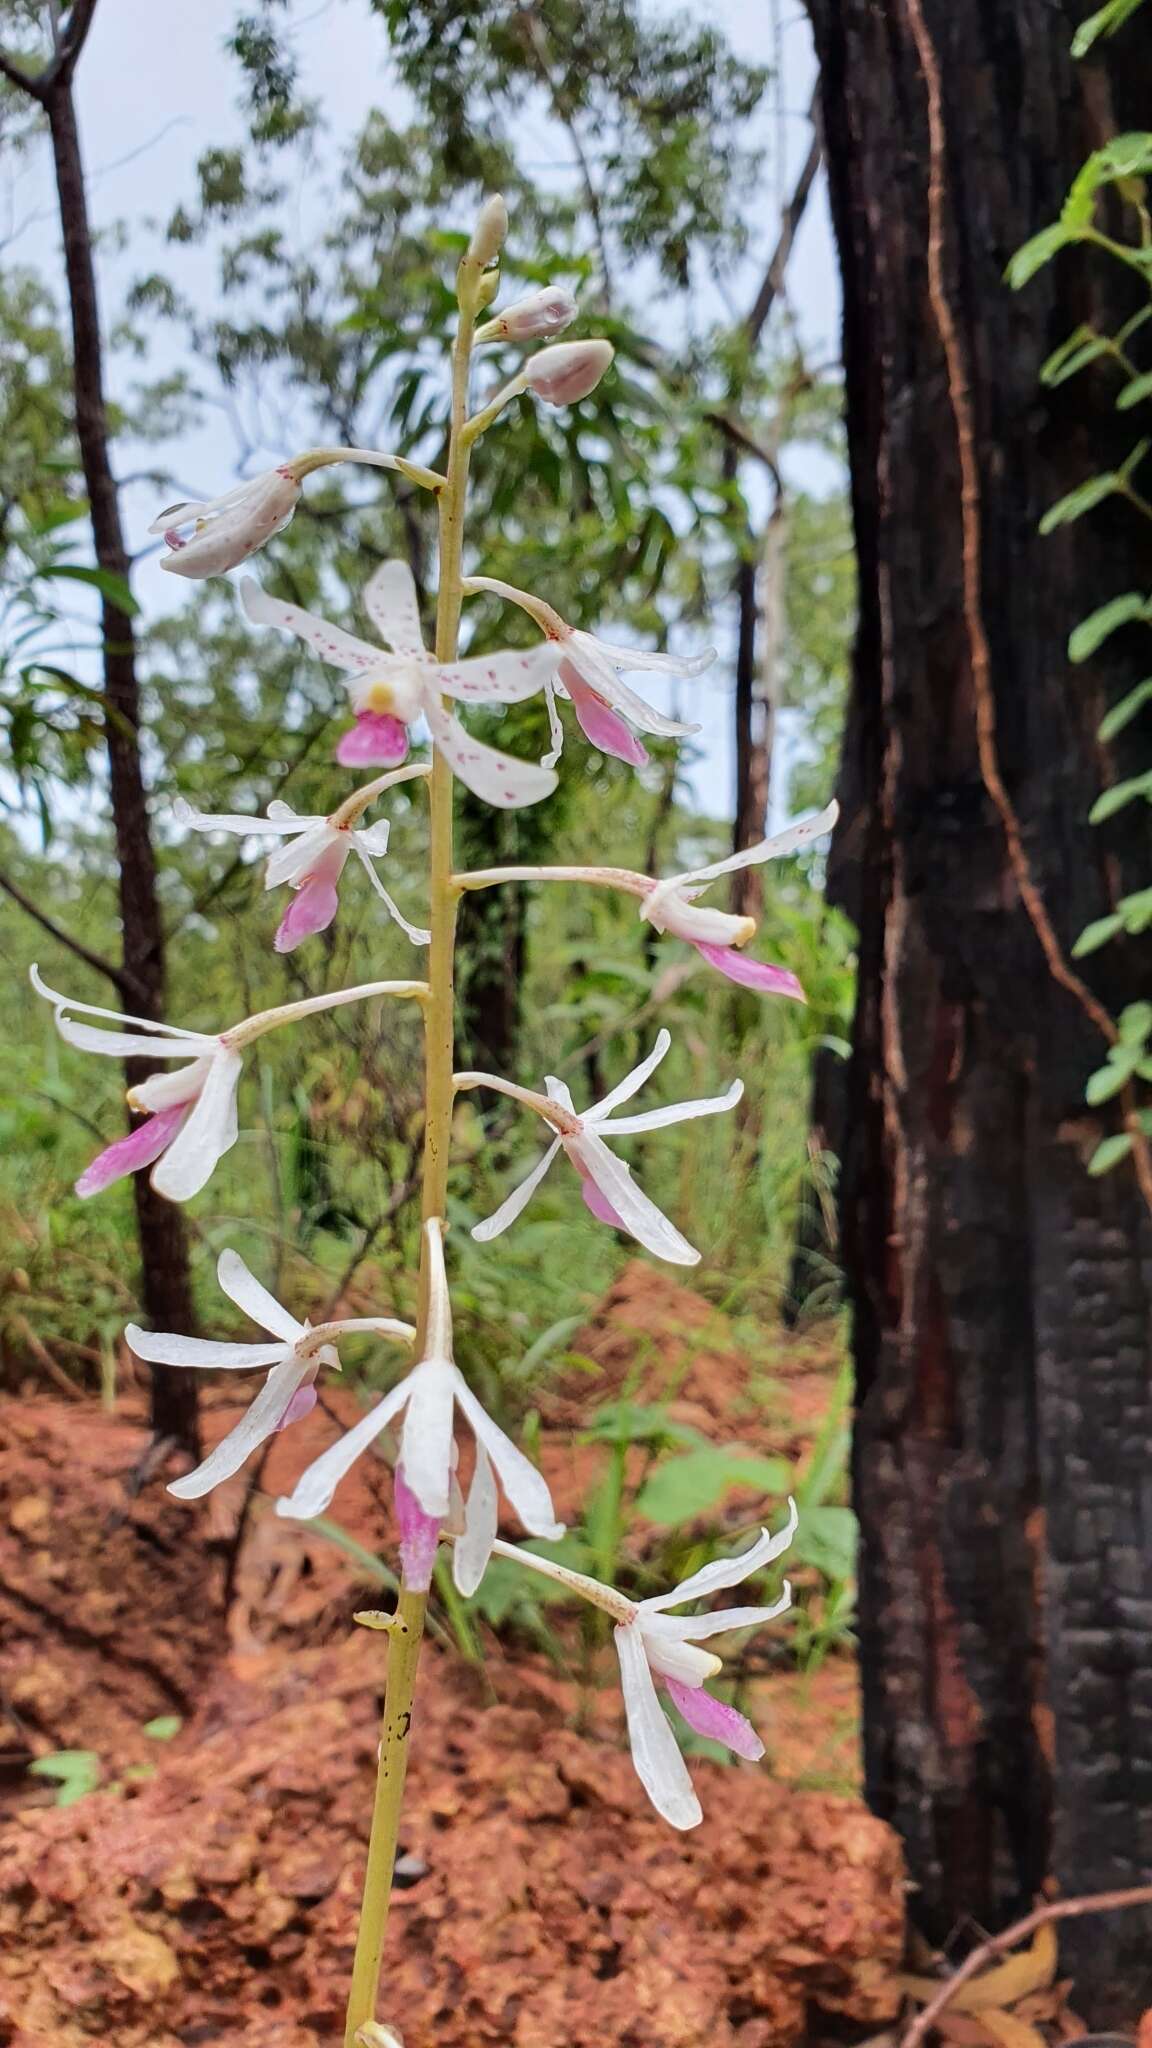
[44, 77, 198, 1453]
[809, 0, 1152, 2012]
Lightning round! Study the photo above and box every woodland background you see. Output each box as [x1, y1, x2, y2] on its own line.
[1, 1, 1151, 2043]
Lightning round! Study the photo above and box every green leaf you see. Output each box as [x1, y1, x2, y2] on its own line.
[1088, 1131, 1134, 1176]
[28, 1750, 101, 1807]
[1040, 328, 1111, 387]
[794, 1504, 858, 1583]
[39, 563, 140, 615]
[1006, 223, 1072, 289]
[1070, 593, 1152, 661]
[633, 1445, 792, 1526]
[142, 1715, 183, 1741]
[1040, 473, 1119, 531]
[1072, 0, 1147, 57]
[1072, 911, 1124, 956]
[1119, 884, 1152, 931]
[1089, 769, 1152, 821]
[1118, 371, 1152, 410]
[1118, 999, 1152, 1043]
[1099, 675, 1152, 739]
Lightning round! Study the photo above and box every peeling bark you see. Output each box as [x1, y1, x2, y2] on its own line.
[808, 0, 1152, 2010]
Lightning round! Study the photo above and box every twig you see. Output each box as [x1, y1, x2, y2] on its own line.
[0, 865, 139, 997]
[745, 88, 823, 344]
[7, 1314, 84, 1399]
[902, 0, 1152, 1214]
[900, 1884, 1152, 2047]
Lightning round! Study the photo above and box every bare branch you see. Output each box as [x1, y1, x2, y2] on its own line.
[0, 45, 45, 98]
[0, 864, 139, 996]
[744, 89, 823, 344]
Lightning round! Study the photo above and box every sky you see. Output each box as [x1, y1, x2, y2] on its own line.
[1, 0, 841, 823]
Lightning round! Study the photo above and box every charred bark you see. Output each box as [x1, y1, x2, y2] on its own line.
[809, 0, 1152, 2011]
[39, 62, 198, 1452]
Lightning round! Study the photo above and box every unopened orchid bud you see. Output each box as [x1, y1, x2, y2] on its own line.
[524, 339, 614, 406]
[466, 194, 508, 269]
[477, 286, 578, 345]
[152, 467, 302, 579]
[355, 2026, 405, 2048]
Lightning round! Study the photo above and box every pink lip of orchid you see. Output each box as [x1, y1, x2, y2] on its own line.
[455, 1028, 742, 1267]
[173, 767, 432, 954]
[30, 965, 428, 1204]
[462, 575, 709, 771]
[485, 1502, 797, 1830]
[126, 1248, 415, 1502]
[276, 1219, 564, 1595]
[240, 559, 561, 810]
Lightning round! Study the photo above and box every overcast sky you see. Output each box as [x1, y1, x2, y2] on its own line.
[2, 0, 841, 822]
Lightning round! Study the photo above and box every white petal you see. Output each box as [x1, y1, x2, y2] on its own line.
[665, 800, 840, 895]
[602, 1079, 743, 1137]
[642, 1503, 799, 1614]
[128, 1058, 212, 1113]
[640, 1632, 722, 1685]
[125, 1326, 290, 1370]
[424, 699, 557, 810]
[29, 965, 214, 1042]
[434, 643, 556, 705]
[240, 577, 384, 673]
[173, 798, 310, 838]
[541, 678, 565, 769]
[566, 640, 700, 738]
[421, 1218, 454, 1362]
[362, 559, 426, 657]
[150, 1049, 243, 1201]
[353, 820, 392, 857]
[53, 1020, 212, 1062]
[398, 1358, 456, 1517]
[471, 1137, 562, 1241]
[587, 1029, 671, 1120]
[452, 1369, 564, 1540]
[575, 629, 716, 679]
[652, 1591, 794, 1642]
[570, 1132, 700, 1266]
[264, 823, 347, 890]
[216, 1248, 302, 1342]
[453, 1439, 499, 1596]
[545, 1077, 576, 1113]
[276, 1378, 413, 1519]
[168, 1352, 312, 1500]
[613, 1622, 702, 1831]
[353, 846, 431, 945]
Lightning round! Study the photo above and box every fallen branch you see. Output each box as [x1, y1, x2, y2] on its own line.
[900, 1885, 1152, 2048]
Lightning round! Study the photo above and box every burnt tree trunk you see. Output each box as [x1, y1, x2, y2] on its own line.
[809, 0, 1152, 2012]
[43, 71, 199, 1453]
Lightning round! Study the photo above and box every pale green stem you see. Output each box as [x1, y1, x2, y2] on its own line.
[342, 255, 483, 2048]
[452, 862, 649, 895]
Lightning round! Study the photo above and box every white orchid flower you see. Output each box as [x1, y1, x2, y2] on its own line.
[463, 576, 708, 770]
[150, 446, 445, 579]
[456, 1029, 741, 1266]
[489, 1502, 797, 1829]
[126, 1249, 415, 1501]
[240, 559, 559, 810]
[277, 1219, 563, 1594]
[455, 799, 838, 999]
[31, 965, 425, 1203]
[174, 763, 431, 954]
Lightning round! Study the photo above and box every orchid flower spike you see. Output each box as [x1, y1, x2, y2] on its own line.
[126, 1249, 414, 1501]
[640, 799, 840, 996]
[491, 1502, 797, 1829]
[463, 576, 708, 770]
[241, 560, 559, 809]
[31, 965, 425, 1203]
[174, 764, 431, 954]
[150, 447, 443, 579]
[277, 1219, 564, 1594]
[457, 1029, 741, 1266]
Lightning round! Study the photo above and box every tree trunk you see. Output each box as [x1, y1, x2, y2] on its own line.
[45, 79, 199, 1454]
[809, 0, 1152, 2012]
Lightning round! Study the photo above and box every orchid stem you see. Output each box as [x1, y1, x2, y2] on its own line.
[341, 252, 481, 2048]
